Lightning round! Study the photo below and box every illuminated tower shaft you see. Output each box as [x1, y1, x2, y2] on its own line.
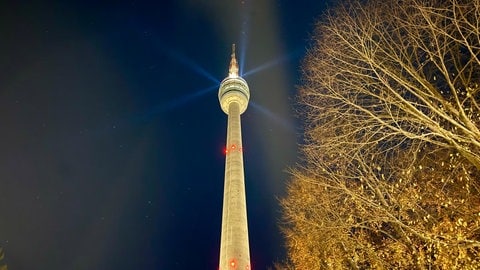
[218, 44, 251, 270]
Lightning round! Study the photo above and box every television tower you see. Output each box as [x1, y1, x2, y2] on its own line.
[218, 44, 251, 270]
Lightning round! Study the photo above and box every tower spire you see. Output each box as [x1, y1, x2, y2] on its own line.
[228, 44, 239, 78]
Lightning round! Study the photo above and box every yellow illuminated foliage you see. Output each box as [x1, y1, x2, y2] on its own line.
[281, 0, 480, 269]
[0, 248, 7, 270]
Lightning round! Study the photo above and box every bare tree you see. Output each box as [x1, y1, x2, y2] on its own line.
[0, 248, 7, 270]
[302, 0, 480, 168]
[281, 0, 480, 268]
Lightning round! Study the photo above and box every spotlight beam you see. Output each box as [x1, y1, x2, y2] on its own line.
[121, 84, 218, 125]
[140, 28, 220, 84]
[166, 49, 220, 84]
[144, 84, 218, 117]
[242, 48, 303, 77]
[238, 1, 252, 75]
[250, 101, 295, 131]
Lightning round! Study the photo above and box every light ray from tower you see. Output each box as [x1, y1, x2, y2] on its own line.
[165, 48, 220, 84]
[113, 84, 218, 127]
[141, 84, 218, 118]
[159, 85, 217, 112]
[243, 48, 302, 77]
[238, 1, 251, 76]
[250, 101, 295, 131]
[143, 29, 220, 84]
[131, 23, 220, 84]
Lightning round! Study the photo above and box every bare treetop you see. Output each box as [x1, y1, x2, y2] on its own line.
[281, 0, 480, 268]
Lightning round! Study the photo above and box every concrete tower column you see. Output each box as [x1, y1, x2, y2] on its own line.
[218, 44, 251, 270]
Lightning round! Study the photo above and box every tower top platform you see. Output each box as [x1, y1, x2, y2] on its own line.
[218, 44, 250, 115]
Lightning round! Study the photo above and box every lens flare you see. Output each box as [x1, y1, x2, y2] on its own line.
[122, 84, 218, 124]
[238, 1, 251, 76]
[243, 48, 303, 77]
[250, 101, 295, 131]
[165, 49, 220, 84]
[138, 27, 220, 84]
[146, 85, 218, 116]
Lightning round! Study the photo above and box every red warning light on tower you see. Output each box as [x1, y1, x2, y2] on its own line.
[224, 144, 244, 155]
[229, 258, 237, 269]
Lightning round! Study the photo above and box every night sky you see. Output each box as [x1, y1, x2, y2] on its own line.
[0, 1, 328, 269]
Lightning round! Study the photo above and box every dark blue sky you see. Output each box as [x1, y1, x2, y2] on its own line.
[0, 1, 328, 269]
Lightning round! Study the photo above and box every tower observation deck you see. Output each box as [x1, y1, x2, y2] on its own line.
[218, 44, 251, 270]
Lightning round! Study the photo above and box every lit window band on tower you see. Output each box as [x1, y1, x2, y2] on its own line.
[218, 44, 251, 270]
